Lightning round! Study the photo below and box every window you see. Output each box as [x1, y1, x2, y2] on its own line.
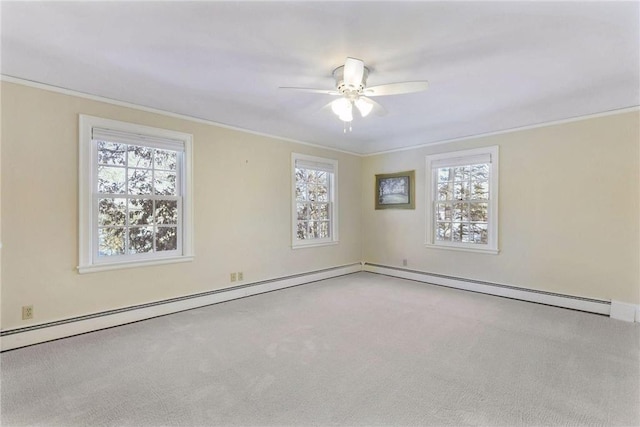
[425, 146, 499, 254]
[78, 115, 193, 273]
[292, 153, 338, 248]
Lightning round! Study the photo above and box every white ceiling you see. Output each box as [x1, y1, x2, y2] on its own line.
[2, 1, 638, 155]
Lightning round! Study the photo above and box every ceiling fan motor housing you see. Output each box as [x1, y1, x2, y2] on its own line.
[333, 65, 369, 97]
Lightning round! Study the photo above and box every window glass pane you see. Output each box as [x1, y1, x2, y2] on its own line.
[470, 164, 489, 180]
[437, 168, 452, 182]
[156, 226, 177, 251]
[156, 200, 178, 224]
[316, 203, 330, 220]
[129, 227, 153, 254]
[296, 180, 307, 201]
[471, 223, 488, 244]
[98, 166, 126, 194]
[470, 203, 488, 222]
[154, 171, 177, 196]
[452, 223, 462, 241]
[315, 185, 328, 202]
[453, 181, 469, 200]
[470, 180, 489, 200]
[435, 203, 452, 221]
[297, 222, 307, 239]
[129, 199, 153, 225]
[98, 198, 126, 226]
[295, 168, 307, 201]
[316, 171, 327, 185]
[98, 227, 125, 256]
[296, 203, 308, 221]
[128, 169, 153, 195]
[317, 221, 329, 238]
[97, 141, 126, 166]
[436, 222, 451, 241]
[154, 149, 177, 171]
[128, 145, 153, 168]
[307, 184, 318, 202]
[454, 166, 470, 182]
[308, 221, 319, 238]
[453, 203, 468, 221]
[437, 182, 453, 201]
[461, 224, 473, 243]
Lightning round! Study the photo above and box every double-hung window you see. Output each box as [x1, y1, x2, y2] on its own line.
[425, 146, 499, 254]
[292, 153, 338, 248]
[78, 115, 193, 273]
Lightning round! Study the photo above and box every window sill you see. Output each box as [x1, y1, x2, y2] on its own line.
[425, 243, 499, 255]
[292, 241, 339, 250]
[77, 256, 194, 274]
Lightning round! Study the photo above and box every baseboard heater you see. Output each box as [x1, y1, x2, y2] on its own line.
[363, 263, 612, 316]
[0, 263, 362, 352]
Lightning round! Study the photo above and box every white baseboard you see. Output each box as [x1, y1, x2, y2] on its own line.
[0, 263, 362, 352]
[363, 263, 613, 317]
[610, 300, 640, 323]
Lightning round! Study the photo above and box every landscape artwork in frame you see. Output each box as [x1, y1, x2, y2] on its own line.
[375, 170, 415, 209]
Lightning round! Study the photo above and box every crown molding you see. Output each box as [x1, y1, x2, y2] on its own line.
[0, 75, 362, 157]
[364, 105, 640, 157]
[3, 74, 637, 158]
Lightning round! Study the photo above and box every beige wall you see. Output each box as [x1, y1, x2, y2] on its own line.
[0, 82, 362, 329]
[2, 80, 638, 332]
[362, 111, 640, 304]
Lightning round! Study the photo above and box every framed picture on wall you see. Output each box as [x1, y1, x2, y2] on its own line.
[375, 170, 415, 210]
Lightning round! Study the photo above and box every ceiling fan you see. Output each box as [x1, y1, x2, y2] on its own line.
[280, 57, 429, 131]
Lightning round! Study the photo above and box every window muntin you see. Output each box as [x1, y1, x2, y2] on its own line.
[292, 153, 338, 248]
[95, 141, 182, 259]
[79, 115, 193, 273]
[434, 163, 489, 244]
[426, 147, 498, 253]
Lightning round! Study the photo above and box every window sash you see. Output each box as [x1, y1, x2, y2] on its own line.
[425, 147, 499, 253]
[91, 138, 184, 263]
[291, 153, 338, 247]
[78, 114, 193, 273]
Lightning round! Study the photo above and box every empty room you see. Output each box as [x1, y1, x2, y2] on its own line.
[1, 1, 639, 426]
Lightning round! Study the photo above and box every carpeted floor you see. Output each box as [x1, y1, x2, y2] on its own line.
[1, 272, 639, 426]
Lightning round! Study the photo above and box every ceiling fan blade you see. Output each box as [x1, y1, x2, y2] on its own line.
[343, 57, 364, 88]
[279, 87, 340, 95]
[364, 81, 429, 97]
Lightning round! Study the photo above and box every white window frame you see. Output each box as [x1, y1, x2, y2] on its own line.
[291, 153, 339, 248]
[78, 115, 194, 273]
[425, 146, 499, 254]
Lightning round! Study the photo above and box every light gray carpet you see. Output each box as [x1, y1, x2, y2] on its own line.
[2, 272, 639, 426]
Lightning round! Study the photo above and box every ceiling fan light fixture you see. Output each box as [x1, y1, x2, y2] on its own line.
[331, 97, 351, 116]
[354, 97, 373, 117]
[338, 104, 353, 122]
[331, 98, 353, 122]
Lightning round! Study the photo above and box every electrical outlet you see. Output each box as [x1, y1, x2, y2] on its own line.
[230, 272, 237, 282]
[403, 259, 408, 266]
[237, 272, 243, 281]
[22, 305, 34, 320]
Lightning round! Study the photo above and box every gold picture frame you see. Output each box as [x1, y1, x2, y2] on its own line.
[375, 170, 415, 210]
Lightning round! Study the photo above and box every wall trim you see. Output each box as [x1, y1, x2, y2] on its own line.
[0, 75, 361, 157]
[610, 300, 640, 323]
[0, 263, 362, 352]
[363, 263, 613, 316]
[3, 75, 638, 157]
[363, 106, 640, 157]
